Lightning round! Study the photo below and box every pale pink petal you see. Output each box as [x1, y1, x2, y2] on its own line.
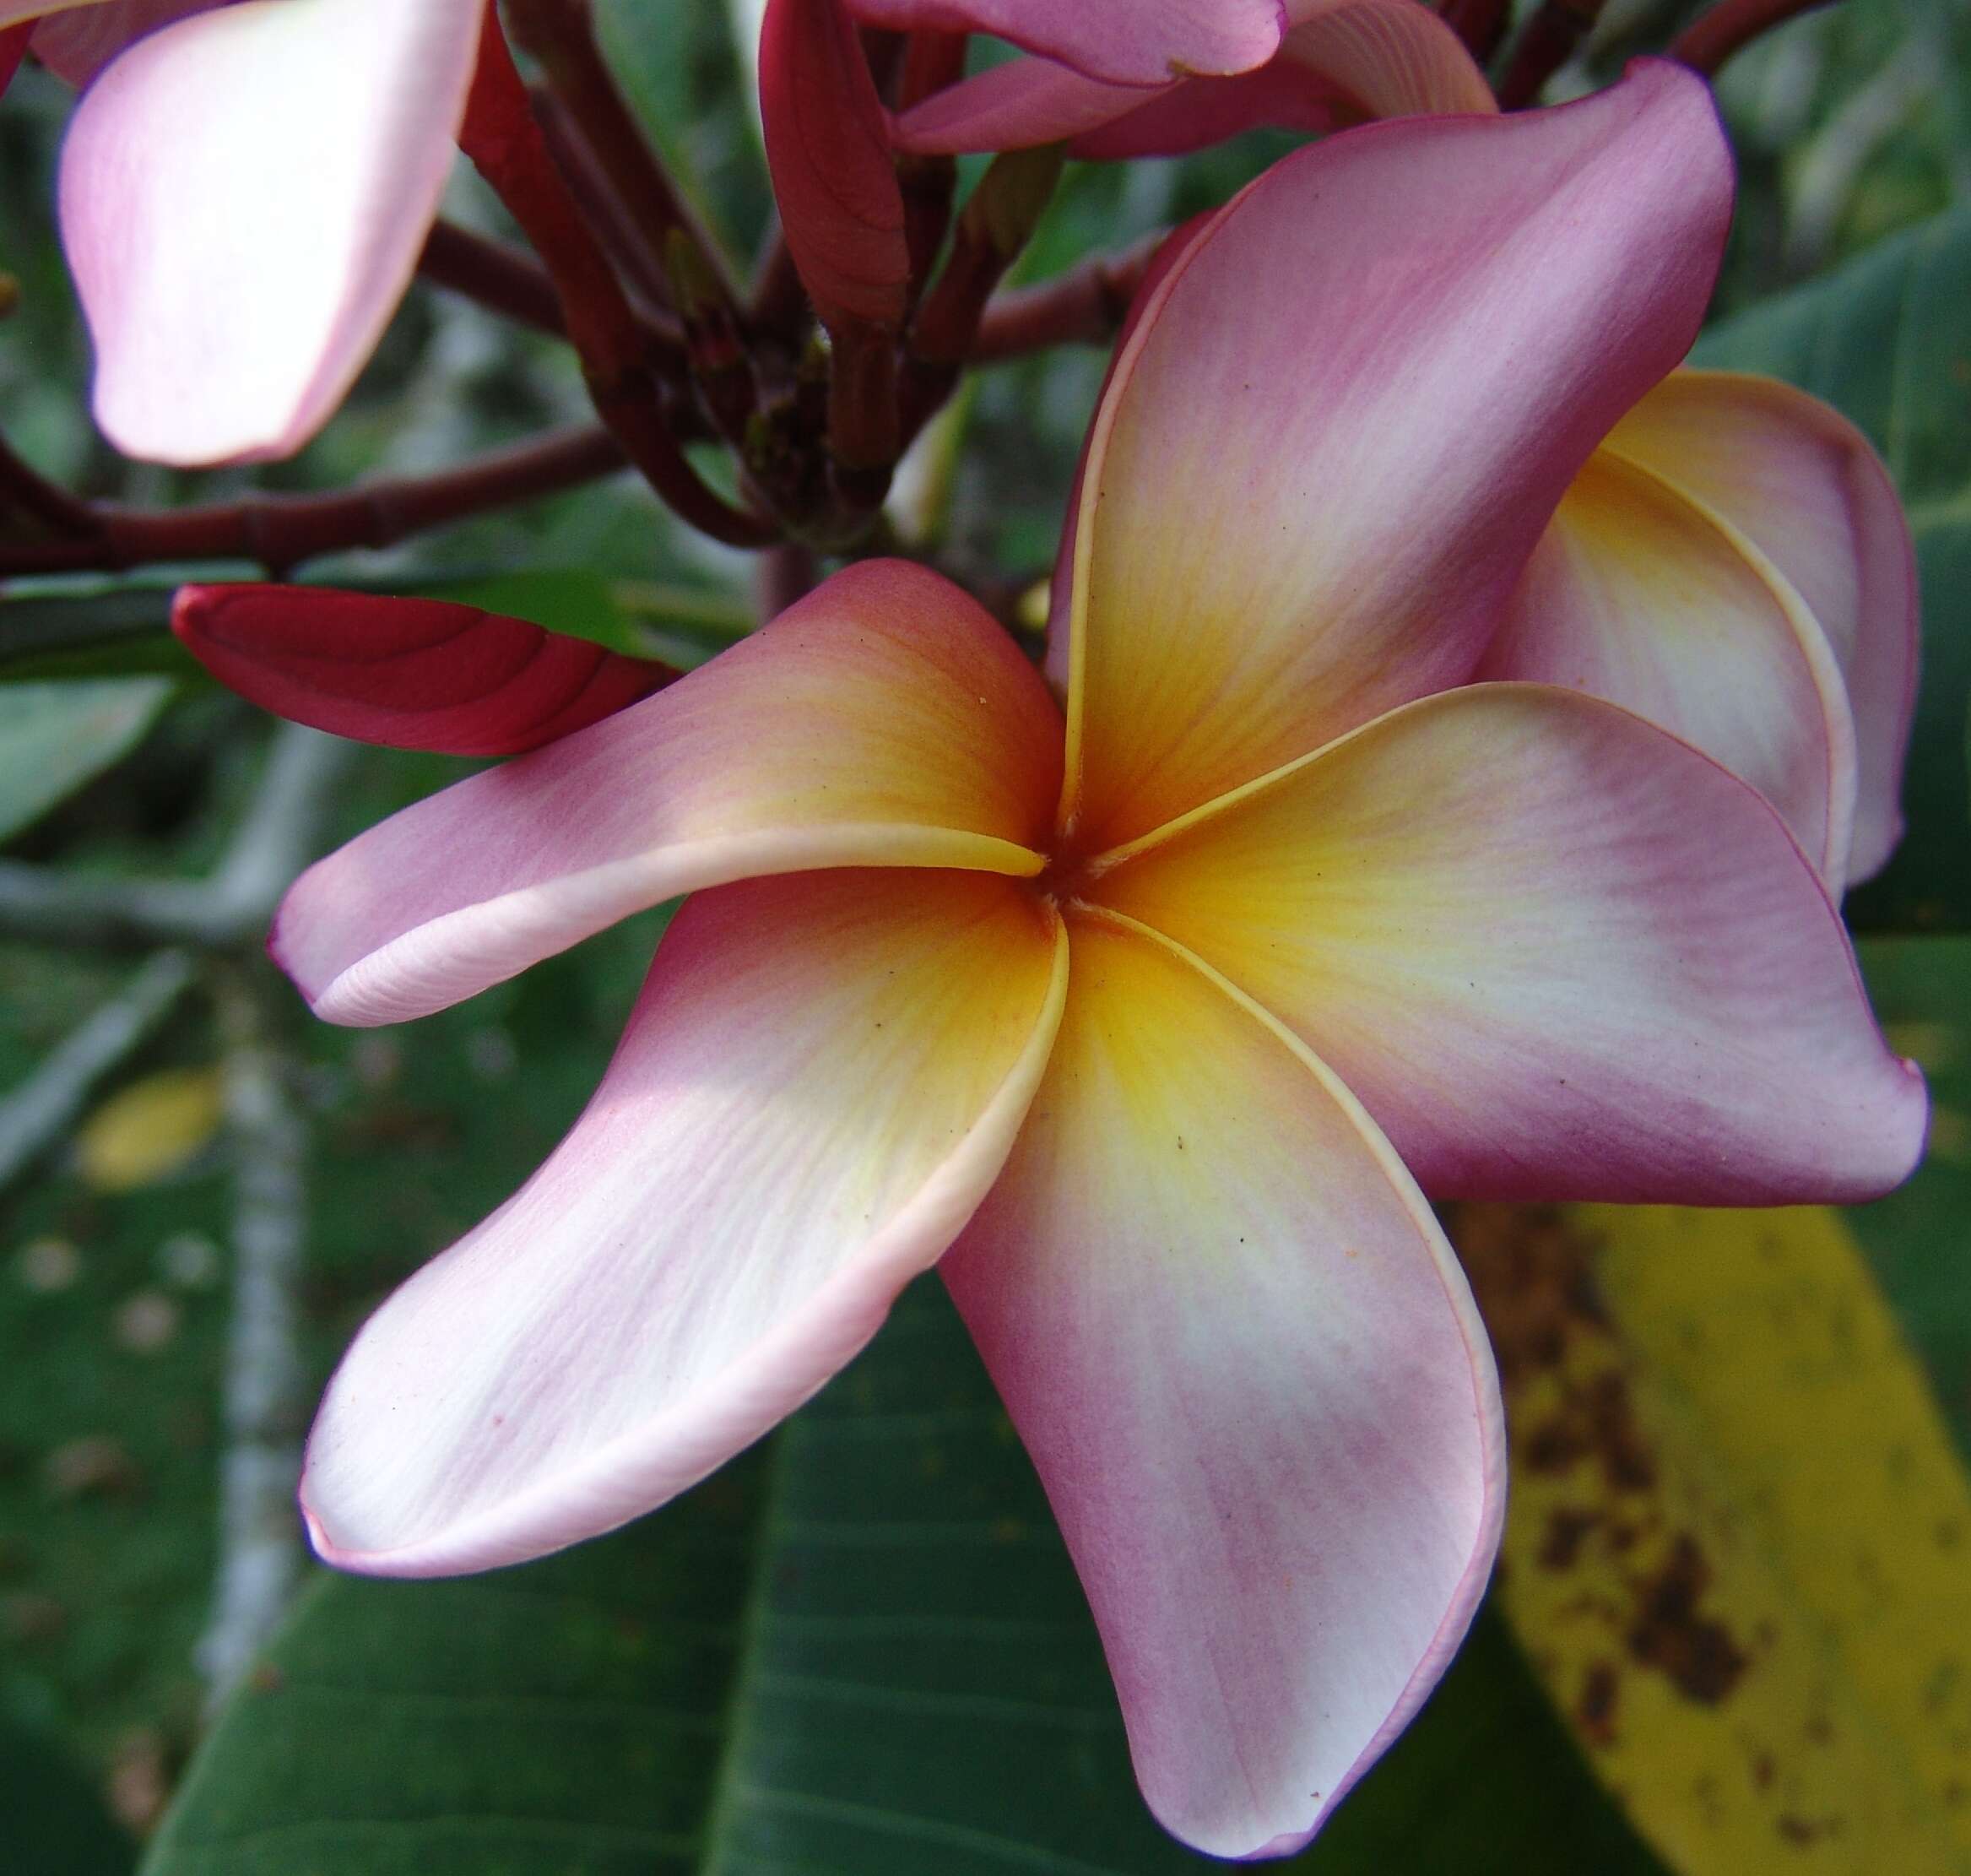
[1092, 684, 1926, 1203]
[896, 0, 1491, 158]
[1058, 62, 1732, 849]
[29, 0, 221, 86]
[1602, 370, 1918, 883]
[58, 0, 485, 464]
[304, 868, 1069, 1576]
[944, 910, 1502, 1859]
[847, 0, 1286, 84]
[273, 561, 1062, 1027]
[1478, 447, 1858, 881]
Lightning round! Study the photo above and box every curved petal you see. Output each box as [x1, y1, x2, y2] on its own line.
[1602, 370, 1919, 884]
[944, 910, 1502, 1860]
[173, 585, 675, 756]
[0, 19, 30, 94]
[896, 0, 1492, 159]
[58, 0, 484, 465]
[1478, 448, 1857, 881]
[1091, 685, 1927, 1204]
[273, 561, 1063, 1027]
[761, 0, 907, 329]
[1058, 62, 1732, 849]
[28, 0, 218, 86]
[303, 867, 1069, 1577]
[847, 0, 1286, 85]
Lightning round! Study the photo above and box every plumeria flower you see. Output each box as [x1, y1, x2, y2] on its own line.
[268, 68, 1924, 1859]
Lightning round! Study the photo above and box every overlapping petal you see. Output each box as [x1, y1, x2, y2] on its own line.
[1057, 62, 1731, 849]
[272, 561, 1063, 1027]
[945, 911, 1501, 1860]
[1091, 685, 1926, 1203]
[1477, 448, 1857, 880]
[846, 0, 1287, 85]
[303, 867, 1069, 1576]
[1600, 370, 1918, 882]
[57, 0, 484, 464]
[895, 0, 1492, 160]
[172, 585, 676, 757]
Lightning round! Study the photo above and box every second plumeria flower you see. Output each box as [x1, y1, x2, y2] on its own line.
[268, 65, 1924, 1861]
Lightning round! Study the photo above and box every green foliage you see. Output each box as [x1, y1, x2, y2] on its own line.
[1698, 204, 1971, 934]
[143, 1277, 1659, 1876]
[0, 680, 172, 843]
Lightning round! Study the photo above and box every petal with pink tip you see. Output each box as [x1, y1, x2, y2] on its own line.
[1092, 684, 1927, 1204]
[896, 0, 1491, 158]
[944, 909, 1502, 1860]
[273, 561, 1063, 1027]
[58, 0, 484, 465]
[303, 867, 1069, 1576]
[28, 0, 219, 87]
[760, 0, 908, 330]
[847, 0, 1286, 85]
[1058, 62, 1731, 848]
[173, 585, 676, 756]
[1602, 370, 1918, 883]
[1477, 448, 1857, 881]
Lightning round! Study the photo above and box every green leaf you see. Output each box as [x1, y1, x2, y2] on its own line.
[1696, 204, 1971, 933]
[145, 1279, 1659, 1875]
[0, 584, 195, 684]
[0, 679, 172, 844]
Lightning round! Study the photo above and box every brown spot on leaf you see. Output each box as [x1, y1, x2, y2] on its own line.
[1577, 1661, 1620, 1746]
[1540, 1508, 1600, 1570]
[1626, 1534, 1749, 1705]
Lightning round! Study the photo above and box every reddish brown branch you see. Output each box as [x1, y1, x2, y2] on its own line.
[0, 426, 625, 579]
[417, 219, 568, 337]
[1670, 0, 1841, 74]
[0, 432, 101, 537]
[967, 234, 1162, 362]
[503, 0, 743, 312]
[460, 16, 775, 546]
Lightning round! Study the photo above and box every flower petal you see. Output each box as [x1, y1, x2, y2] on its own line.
[303, 867, 1069, 1576]
[896, 0, 1492, 159]
[273, 561, 1062, 1027]
[1477, 447, 1857, 881]
[1092, 684, 1927, 1203]
[760, 0, 908, 330]
[58, 0, 484, 464]
[173, 585, 676, 756]
[1601, 370, 1919, 883]
[847, 0, 1287, 85]
[1058, 61, 1732, 849]
[944, 909, 1502, 1859]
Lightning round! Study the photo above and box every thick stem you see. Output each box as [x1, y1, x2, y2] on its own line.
[0, 431, 101, 536]
[503, 0, 744, 311]
[461, 14, 777, 545]
[967, 232, 1161, 361]
[0, 426, 625, 578]
[1670, 0, 1841, 74]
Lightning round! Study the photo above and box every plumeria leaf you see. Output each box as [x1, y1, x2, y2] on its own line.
[145, 1277, 1665, 1876]
[0, 677, 171, 843]
[1695, 203, 1971, 934]
[1453, 939, 1971, 1871]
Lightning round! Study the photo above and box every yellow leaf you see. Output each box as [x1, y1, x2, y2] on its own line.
[75, 1066, 225, 1191]
[1456, 1203, 1971, 1873]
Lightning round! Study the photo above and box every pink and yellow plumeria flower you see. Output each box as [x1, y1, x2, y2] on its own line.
[272, 68, 1924, 1858]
